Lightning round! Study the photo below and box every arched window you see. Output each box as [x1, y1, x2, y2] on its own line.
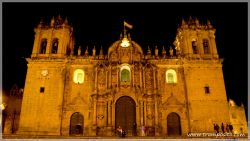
[120, 65, 131, 83]
[73, 69, 85, 84]
[166, 69, 177, 83]
[51, 38, 59, 54]
[40, 38, 47, 54]
[203, 39, 210, 54]
[121, 69, 130, 82]
[168, 73, 174, 83]
[192, 40, 198, 54]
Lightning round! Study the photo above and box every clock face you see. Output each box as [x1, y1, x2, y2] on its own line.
[41, 69, 48, 76]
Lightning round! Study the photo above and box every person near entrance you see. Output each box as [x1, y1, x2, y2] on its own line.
[133, 122, 137, 136]
[141, 125, 146, 136]
[116, 126, 126, 137]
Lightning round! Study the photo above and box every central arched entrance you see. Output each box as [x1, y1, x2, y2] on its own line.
[115, 96, 136, 136]
[167, 112, 181, 136]
[70, 112, 84, 135]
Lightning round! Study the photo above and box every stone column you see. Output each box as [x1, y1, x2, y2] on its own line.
[154, 95, 159, 136]
[153, 68, 156, 93]
[108, 66, 112, 89]
[95, 67, 98, 92]
[132, 66, 135, 87]
[31, 30, 41, 57]
[136, 102, 140, 127]
[108, 101, 112, 126]
[197, 33, 204, 56]
[209, 34, 218, 58]
[144, 100, 147, 126]
[139, 100, 144, 136]
[106, 70, 108, 89]
[139, 66, 142, 89]
[106, 100, 113, 136]
[117, 67, 119, 91]
[143, 68, 145, 91]
[92, 95, 97, 126]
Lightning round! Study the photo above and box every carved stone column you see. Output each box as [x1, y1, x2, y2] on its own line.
[153, 68, 156, 93]
[144, 100, 147, 126]
[197, 33, 204, 56]
[92, 95, 97, 126]
[209, 34, 218, 58]
[143, 68, 145, 91]
[106, 99, 113, 136]
[132, 66, 135, 87]
[154, 95, 159, 136]
[117, 67, 119, 91]
[106, 70, 108, 89]
[139, 65, 142, 89]
[95, 67, 98, 92]
[108, 66, 111, 89]
[108, 101, 112, 126]
[140, 101, 144, 126]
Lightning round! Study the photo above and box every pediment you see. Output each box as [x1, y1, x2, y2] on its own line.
[68, 93, 87, 106]
[163, 93, 184, 106]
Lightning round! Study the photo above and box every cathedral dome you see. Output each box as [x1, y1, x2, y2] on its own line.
[108, 34, 143, 56]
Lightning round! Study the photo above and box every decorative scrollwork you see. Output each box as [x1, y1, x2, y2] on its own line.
[97, 115, 104, 120]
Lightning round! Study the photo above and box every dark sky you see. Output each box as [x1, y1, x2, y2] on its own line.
[2, 3, 248, 113]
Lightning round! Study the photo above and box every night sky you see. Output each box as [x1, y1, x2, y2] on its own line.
[2, 3, 248, 115]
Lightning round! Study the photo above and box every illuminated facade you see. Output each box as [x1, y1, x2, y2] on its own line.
[13, 16, 247, 136]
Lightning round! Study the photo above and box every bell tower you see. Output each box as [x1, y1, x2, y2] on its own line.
[31, 15, 74, 58]
[174, 17, 230, 133]
[174, 17, 219, 59]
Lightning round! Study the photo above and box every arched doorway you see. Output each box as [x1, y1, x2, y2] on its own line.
[70, 112, 84, 135]
[167, 112, 181, 136]
[115, 96, 136, 135]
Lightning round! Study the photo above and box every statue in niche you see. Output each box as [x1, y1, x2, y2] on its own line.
[98, 68, 106, 88]
[145, 68, 153, 89]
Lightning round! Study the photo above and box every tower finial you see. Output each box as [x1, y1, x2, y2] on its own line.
[155, 45, 158, 57]
[162, 45, 166, 56]
[169, 46, 173, 57]
[147, 46, 151, 55]
[85, 46, 89, 56]
[92, 45, 96, 56]
[99, 46, 104, 59]
[207, 19, 213, 28]
[50, 16, 55, 27]
[38, 17, 44, 28]
[181, 18, 186, 26]
[78, 46, 81, 56]
[100, 46, 103, 55]
[64, 17, 68, 25]
[195, 18, 199, 26]
[188, 16, 192, 24]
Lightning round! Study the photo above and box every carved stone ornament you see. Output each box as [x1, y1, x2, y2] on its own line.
[97, 115, 104, 120]
[146, 114, 154, 120]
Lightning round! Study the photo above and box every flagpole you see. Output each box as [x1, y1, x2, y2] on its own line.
[123, 20, 127, 37]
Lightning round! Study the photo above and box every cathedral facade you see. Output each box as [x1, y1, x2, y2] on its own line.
[16, 16, 247, 137]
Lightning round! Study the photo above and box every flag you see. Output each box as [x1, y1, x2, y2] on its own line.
[124, 21, 133, 29]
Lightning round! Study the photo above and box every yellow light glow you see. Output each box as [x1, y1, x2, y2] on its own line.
[1, 103, 6, 110]
[73, 69, 84, 84]
[121, 37, 130, 47]
[166, 69, 177, 83]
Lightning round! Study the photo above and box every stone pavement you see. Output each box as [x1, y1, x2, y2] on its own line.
[1, 134, 249, 140]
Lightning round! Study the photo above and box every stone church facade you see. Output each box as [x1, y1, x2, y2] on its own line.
[15, 16, 247, 137]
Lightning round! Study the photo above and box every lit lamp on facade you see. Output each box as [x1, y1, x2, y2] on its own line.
[1, 103, 6, 110]
[121, 37, 130, 47]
